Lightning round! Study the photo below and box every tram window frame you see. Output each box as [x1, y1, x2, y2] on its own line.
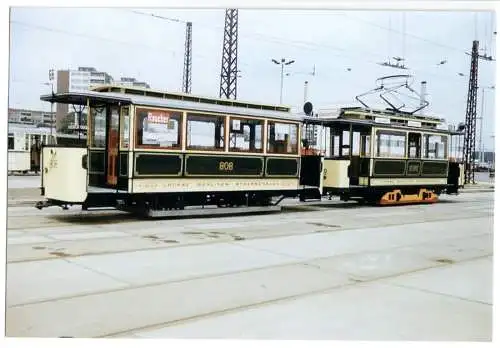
[228, 116, 264, 153]
[423, 134, 448, 159]
[351, 131, 361, 156]
[267, 121, 299, 155]
[407, 132, 422, 159]
[329, 125, 351, 159]
[120, 107, 130, 149]
[186, 112, 226, 151]
[135, 107, 183, 150]
[360, 134, 371, 157]
[375, 129, 406, 158]
[89, 106, 107, 148]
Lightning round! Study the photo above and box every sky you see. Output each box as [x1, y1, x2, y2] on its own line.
[7, 4, 497, 150]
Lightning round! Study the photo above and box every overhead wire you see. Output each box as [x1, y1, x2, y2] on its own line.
[125, 9, 472, 82]
[10, 9, 480, 92]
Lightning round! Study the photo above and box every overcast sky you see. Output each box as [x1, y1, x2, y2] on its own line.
[8, 6, 497, 150]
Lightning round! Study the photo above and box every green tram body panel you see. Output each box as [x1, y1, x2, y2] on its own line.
[88, 149, 300, 190]
[371, 159, 449, 178]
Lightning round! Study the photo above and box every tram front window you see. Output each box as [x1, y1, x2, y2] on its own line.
[90, 106, 107, 148]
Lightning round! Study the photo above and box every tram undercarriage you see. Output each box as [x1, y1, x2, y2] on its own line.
[36, 189, 305, 218]
[326, 185, 454, 206]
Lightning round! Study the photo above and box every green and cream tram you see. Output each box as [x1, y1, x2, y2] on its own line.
[302, 107, 464, 205]
[36, 86, 305, 216]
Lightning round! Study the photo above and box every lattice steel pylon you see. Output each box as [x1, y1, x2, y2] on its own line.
[463, 40, 479, 184]
[219, 9, 238, 99]
[182, 22, 193, 94]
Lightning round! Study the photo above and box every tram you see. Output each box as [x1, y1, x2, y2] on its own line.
[8, 124, 86, 174]
[36, 85, 306, 216]
[301, 107, 464, 205]
[8, 125, 57, 174]
[34, 83, 463, 216]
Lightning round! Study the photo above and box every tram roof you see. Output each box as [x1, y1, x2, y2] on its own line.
[302, 116, 457, 135]
[91, 85, 292, 112]
[40, 91, 302, 122]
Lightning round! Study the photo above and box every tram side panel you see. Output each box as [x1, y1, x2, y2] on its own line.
[8, 151, 30, 173]
[322, 159, 351, 197]
[38, 146, 88, 207]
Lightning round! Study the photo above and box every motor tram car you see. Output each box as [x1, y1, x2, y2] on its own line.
[301, 107, 464, 205]
[34, 85, 463, 216]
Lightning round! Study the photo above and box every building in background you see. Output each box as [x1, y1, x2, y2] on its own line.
[55, 66, 150, 132]
[116, 77, 150, 89]
[8, 107, 55, 128]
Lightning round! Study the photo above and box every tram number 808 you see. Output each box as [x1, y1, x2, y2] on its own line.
[219, 161, 234, 172]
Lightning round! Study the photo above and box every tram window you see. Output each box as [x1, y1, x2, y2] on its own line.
[352, 131, 360, 156]
[360, 135, 371, 157]
[90, 106, 106, 148]
[331, 134, 341, 157]
[408, 132, 421, 158]
[187, 113, 225, 151]
[376, 130, 406, 158]
[423, 134, 447, 159]
[8, 136, 14, 150]
[267, 121, 298, 154]
[341, 130, 350, 156]
[229, 117, 263, 152]
[120, 107, 130, 148]
[137, 108, 182, 149]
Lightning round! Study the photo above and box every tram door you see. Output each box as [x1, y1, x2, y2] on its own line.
[106, 106, 120, 186]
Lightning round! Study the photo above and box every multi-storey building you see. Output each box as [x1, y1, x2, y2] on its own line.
[116, 77, 151, 88]
[8, 108, 56, 128]
[55, 66, 150, 131]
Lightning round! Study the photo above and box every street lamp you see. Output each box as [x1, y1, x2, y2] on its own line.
[478, 85, 495, 164]
[46, 69, 55, 135]
[272, 58, 295, 104]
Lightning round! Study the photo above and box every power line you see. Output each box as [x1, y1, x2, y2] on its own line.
[10, 15, 476, 88]
[10, 20, 180, 54]
[338, 12, 470, 55]
[125, 9, 473, 78]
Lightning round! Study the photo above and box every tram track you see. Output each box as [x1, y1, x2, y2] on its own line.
[7, 195, 493, 338]
[8, 209, 490, 264]
[7, 192, 490, 231]
[8, 245, 492, 337]
[100, 253, 492, 339]
[9, 227, 491, 309]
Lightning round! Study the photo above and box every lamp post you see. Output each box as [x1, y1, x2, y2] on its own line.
[478, 85, 495, 165]
[271, 58, 295, 104]
[46, 69, 55, 135]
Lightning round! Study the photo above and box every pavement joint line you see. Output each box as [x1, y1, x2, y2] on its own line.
[7, 214, 491, 264]
[9, 230, 491, 309]
[62, 257, 136, 288]
[386, 276, 493, 306]
[98, 252, 493, 339]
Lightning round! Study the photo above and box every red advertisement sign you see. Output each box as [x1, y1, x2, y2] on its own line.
[147, 111, 170, 124]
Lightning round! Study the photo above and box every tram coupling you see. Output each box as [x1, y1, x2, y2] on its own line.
[35, 200, 51, 210]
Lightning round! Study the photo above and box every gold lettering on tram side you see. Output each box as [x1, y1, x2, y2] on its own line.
[219, 161, 234, 171]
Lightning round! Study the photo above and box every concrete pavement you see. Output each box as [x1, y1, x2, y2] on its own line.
[6, 191, 493, 340]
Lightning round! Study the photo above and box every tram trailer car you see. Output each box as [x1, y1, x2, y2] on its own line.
[35, 86, 463, 217]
